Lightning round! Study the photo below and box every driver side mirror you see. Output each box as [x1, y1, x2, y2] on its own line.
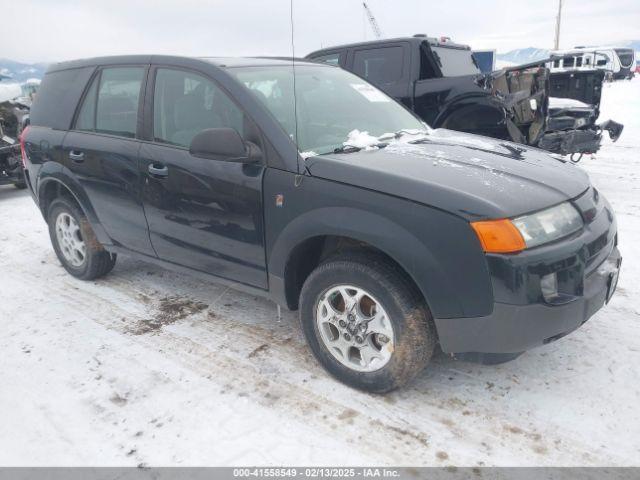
[189, 128, 260, 163]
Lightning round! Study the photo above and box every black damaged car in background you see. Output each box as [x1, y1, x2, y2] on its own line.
[22, 55, 621, 392]
[0, 99, 29, 189]
[307, 35, 623, 160]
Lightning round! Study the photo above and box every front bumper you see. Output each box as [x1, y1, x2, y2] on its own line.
[436, 246, 620, 354]
[435, 189, 621, 355]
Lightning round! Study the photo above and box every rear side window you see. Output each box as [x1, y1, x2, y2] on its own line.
[353, 46, 404, 85]
[152, 68, 244, 148]
[75, 77, 98, 131]
[312, 52, 342, 66]
[429, 46, 480, 77]
[74, 67, 144, 138]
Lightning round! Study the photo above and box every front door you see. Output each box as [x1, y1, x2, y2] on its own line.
[139, 67, 267, 288]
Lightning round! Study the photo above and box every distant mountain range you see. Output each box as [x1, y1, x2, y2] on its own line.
[0, 59, 48, 83]
[497, 40, 640, 65]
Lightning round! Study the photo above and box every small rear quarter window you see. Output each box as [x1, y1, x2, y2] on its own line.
[311, 52, 342, 66]
[29, 67, 95, 130]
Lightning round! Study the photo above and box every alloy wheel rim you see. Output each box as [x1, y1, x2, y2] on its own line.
[55, 212, 86, 267]
[315, 284, 395, 372]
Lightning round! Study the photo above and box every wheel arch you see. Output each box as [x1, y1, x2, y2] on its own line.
[37, 169, 111, 246]
[434, 97, 510, 139]
[267, 207, 462, 319]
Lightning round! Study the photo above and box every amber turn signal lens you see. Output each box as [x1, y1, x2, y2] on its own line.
[471, 219, 526, 253]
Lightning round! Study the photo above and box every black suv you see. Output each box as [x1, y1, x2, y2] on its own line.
[23, 56, 621, 392]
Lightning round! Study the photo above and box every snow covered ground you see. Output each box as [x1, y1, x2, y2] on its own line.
[0, 83, 21, 103]
[0, 79, 639, 467]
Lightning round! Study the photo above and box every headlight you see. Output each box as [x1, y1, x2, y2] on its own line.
[512, 202, 583, 248]
[471, 202, 583, 253]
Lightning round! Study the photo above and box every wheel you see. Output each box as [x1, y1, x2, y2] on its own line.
[13, 180, 27, 189]
[299, 253, 436, 393]
[47, 197, 116, 280]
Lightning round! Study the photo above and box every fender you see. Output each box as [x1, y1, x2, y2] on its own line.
[268, 206, 465, 319]
[36, 162, 112, 246]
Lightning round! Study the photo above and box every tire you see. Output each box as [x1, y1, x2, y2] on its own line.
[13, 180, 27, 189]
[47, 197, 116, 280]
[299, 252, 436, 393]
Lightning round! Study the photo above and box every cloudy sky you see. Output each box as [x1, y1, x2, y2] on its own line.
[2, 0, 638, 63]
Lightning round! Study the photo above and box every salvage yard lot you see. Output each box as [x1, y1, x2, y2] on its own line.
[1, 79, 639, 467]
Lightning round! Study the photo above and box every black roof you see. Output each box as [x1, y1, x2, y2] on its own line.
[307, 35, 471, 57]
[46, 55, 322, 73]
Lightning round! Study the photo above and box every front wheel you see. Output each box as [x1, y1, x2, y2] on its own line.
[299, 253, 436, 393]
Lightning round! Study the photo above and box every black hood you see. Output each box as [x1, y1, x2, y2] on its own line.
[305, 129, 590, 220]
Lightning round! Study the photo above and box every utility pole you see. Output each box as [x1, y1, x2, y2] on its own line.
[554, 0, 563, 50]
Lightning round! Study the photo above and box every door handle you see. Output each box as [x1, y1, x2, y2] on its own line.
[69, 150, 85, 163]
[148, 163, 169, 178]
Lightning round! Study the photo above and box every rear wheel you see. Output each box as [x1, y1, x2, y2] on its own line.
[299, 253, 436, 393]
[47, 197, 116, 280]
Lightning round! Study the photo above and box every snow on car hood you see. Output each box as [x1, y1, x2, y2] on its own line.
[305, 129, 591, 220]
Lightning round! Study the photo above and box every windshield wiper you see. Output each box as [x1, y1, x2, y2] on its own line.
[331, 145, 362, 154]
[408, 137, 431, 144]
[328, 143, 389, 155]
[379, 129, 430, 141]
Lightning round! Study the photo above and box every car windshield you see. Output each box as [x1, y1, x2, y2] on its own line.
[230, 65, 427, 155]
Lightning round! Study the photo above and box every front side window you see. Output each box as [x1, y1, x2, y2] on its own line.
[232, 65, 426, 155]
[353, 46, 404, 85]
[75, 67, 144, 138]
[153, 68, 244, 148]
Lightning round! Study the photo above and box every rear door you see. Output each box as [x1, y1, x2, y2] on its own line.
[62, 66, 154, 255]
[346, 42, 412, 108]
[138, 66, 267, 288]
